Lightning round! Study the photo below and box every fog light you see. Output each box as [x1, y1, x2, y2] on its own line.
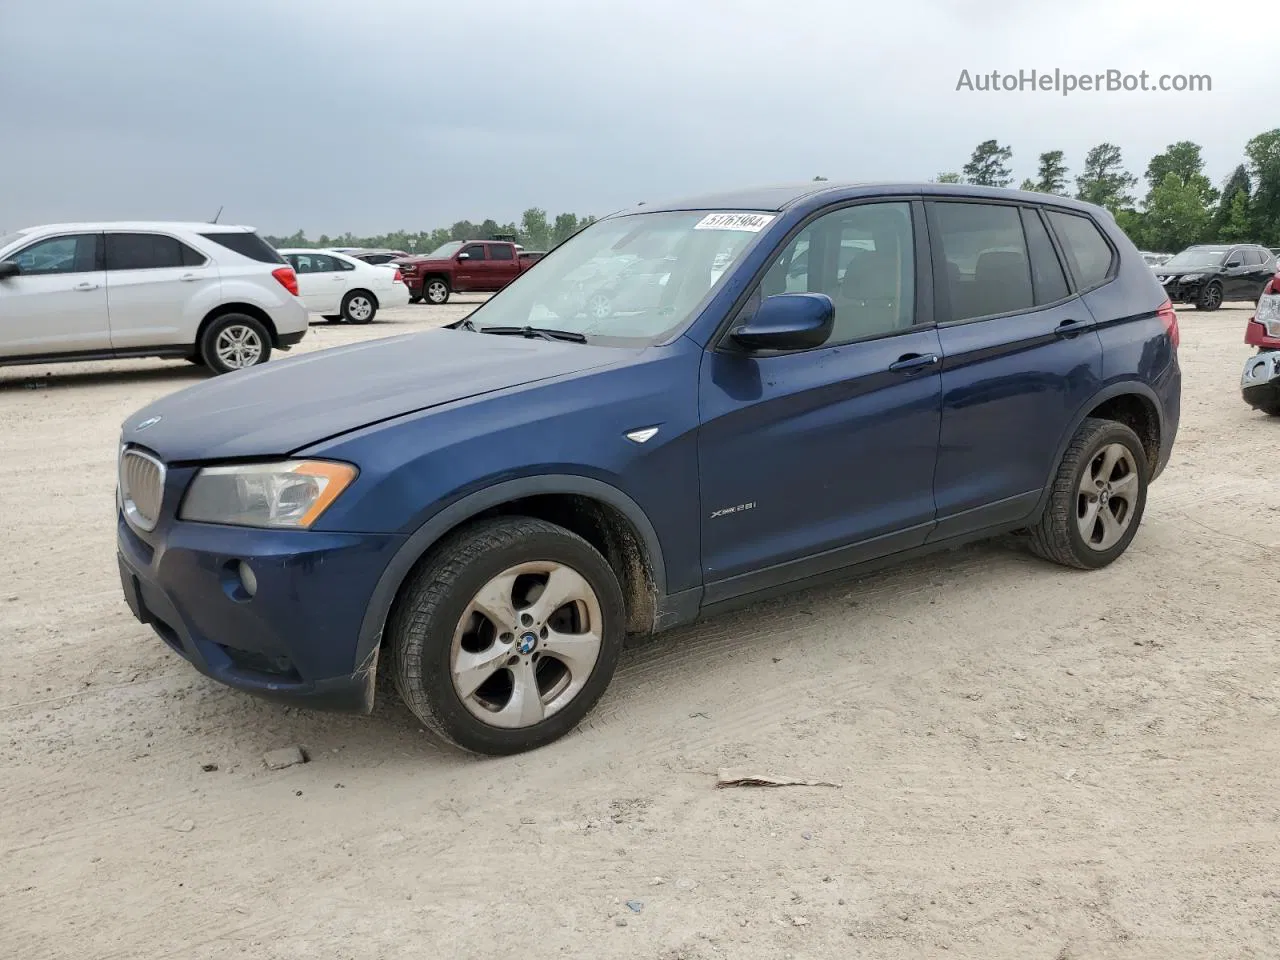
[238, 561, 258, 598]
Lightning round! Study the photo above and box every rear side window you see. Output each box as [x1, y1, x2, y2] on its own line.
[1243, 248, 1264, 266]
[105, 233, 206, 270]
[488, 244, 514, 261]
[932, 202, 1034, 322]
[200, 231, 286, 264]
[1020, 208, 1070, 305]
[1046, 211, 1114, 290]
[335, 257, 355, 271]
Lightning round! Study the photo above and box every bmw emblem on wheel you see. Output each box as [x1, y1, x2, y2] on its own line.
[517, 632, 538, 655]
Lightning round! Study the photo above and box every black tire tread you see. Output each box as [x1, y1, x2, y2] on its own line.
[387, 515, 618, 755]
[1028, 417, 1145, 570]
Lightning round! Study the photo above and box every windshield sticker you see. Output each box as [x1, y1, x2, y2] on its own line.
[694, 213, 776, 232]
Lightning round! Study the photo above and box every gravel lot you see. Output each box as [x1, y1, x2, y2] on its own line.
[2, 300, 1277, 959]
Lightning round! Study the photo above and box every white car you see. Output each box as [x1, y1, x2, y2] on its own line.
[277, 248, 410, 323]
[0, 222, 309, 375]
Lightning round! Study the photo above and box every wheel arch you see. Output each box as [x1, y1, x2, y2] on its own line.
[197, 302, 280, 350]
[355, 475, 668, 670]
[1033, 381, 1164, 519]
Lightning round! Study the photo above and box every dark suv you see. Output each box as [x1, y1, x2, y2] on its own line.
[115, 183, 1181, 755]
[1154, 243, 1277, 310]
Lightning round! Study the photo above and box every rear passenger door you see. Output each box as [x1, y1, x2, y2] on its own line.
[485, 243, 521, 289]
[104, 232, 216, 349]
[927, 200, 1104, 541]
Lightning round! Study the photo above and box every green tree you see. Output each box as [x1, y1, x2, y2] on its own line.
[962, 140, 1013, 187]
[519, 208, 551, 250]
[1219, 190, 1253, 243]
[551, 212, 580, 247]
[1144, 141, 1217, 206]
[1075, 143, 1137, 212]
[1245, 128, 1280, 245]
[1142, 172, 1211, 251]
[1210, 163, 1252, 239]
[1032, 150, 1068, 194]
[934, 171, 963, 183]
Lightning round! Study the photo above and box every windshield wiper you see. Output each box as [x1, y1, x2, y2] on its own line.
[449, 317, 478, 331]
[479, 325, 587, 343]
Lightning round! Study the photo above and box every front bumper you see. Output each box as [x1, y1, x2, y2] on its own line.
[1242, 349, 1280, 412]
[117, 512, 404, 712]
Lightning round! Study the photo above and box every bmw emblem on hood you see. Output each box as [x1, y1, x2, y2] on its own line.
[134, 415, 162, 431]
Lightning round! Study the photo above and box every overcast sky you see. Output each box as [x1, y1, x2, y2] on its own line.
[0, 0, 1267, 236]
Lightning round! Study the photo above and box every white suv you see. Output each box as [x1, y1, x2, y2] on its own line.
[0, 222, 310, 375]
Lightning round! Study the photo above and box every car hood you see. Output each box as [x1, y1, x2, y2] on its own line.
[121, 329, 626, 462]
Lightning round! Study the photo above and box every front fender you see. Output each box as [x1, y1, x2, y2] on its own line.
[351, 473, 668, 670]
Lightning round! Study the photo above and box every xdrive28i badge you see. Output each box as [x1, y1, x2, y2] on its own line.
[134, 416, 162, 431]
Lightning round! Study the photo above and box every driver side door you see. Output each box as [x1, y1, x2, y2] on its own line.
[696, 199, 943, 603]
[0, 233, 109, 357]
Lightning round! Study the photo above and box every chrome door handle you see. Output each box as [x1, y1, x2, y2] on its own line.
[74, 281, 99, 291]
[1055, 318, 1088, 338]
[179, 273, 201, 282]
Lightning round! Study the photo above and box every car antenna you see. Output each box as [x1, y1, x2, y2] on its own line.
[210, 205, 223, 224]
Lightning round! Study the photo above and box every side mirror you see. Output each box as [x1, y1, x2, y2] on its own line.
[0, 261, 20, 280]
[730, 292, 834, 352]
[1226, 258, 1243, 268]
[457, 252, 471, 260]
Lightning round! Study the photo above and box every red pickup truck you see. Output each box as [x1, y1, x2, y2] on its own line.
[397, 240, 544, 304]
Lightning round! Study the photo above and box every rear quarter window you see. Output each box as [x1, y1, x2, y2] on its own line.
[1045, 211, 1115, 290]
[199, 231, 286, 265]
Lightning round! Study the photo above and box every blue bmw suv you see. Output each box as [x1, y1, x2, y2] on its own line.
[116, 183, 1181, 755]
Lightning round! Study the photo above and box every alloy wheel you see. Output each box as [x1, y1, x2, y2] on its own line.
[450, 561, 603, 729]
[427, 281, 449, 304]
[1076, 442, 1139, 550]
[213, 324, 264, 369]
[347, 295, 373, 321]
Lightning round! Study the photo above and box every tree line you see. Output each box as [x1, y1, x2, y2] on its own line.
[933, 129, 1280, 253]
[264, 208, 597, 256]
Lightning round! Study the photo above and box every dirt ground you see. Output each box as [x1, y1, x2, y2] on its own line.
[2, 299, 1277, 960]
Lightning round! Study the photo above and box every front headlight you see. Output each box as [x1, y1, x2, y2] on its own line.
[180, 460, 358, 529]
[1179, 274, 1203, 283]
[1258, 293, 1280, 337]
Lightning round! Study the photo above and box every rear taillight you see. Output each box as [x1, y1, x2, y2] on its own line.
[272, 266, 299, 297]
[392, 269, 404, 283]
[1157, 298, 1179, 350]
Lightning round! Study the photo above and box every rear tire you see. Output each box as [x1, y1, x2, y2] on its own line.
[388, 516, 626, 756]
[198, 313, 272, 375]
[322, 314, 343, 323]
[1027, 417, 1148, 570]
[341, 290, 377, 324]
[409, 294, 423, 304]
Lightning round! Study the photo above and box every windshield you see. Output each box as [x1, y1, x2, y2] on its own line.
[1162, 248, 1227, 271]
[0, 230, 29, 255]
[426, 241, 464, 259]
[460, 210, 768, 344]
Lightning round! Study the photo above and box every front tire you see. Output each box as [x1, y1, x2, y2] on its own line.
[424, 278, 450, 305]
[1195, 282, 1223, 310]
[1028, 417, 1148, 570]
[388, 516, 626, 756]
[199, 314, 272, 375]
[341, 290, 377, 324]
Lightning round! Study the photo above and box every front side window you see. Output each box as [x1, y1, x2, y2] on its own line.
[459, 209, 765, 345]
[287, 253, 337, 273]
[8, 234, 99, 275]
[758, 201, 915, 343]
[461, 244, 486, 261]
[933, 202, 1034, 321]
[1046, 211, 1115, 289]
[105, 233, 205, 270]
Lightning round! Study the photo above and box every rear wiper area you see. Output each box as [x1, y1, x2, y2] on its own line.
[479, 325, 588, 343]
